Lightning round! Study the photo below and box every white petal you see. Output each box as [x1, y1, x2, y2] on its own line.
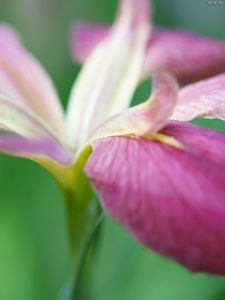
[0, 24, 65, 136]
[66, 0, 150, 149]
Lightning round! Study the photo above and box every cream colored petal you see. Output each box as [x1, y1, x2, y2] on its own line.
[0, 91, 74, 188]
[66, 0, 150, 149]
[0, 91, 47, 138]
[0, 24, 65, 136]
[0, 90, 66, 145]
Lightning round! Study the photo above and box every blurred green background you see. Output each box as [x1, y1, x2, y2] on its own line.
[0, 0, 225, 299]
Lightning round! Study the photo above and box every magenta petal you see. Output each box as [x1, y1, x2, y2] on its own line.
[145, 29, 225, 85]
[70, 24, 110, 63]
[85, 121, 225, 274]
[71, 24, 225, 85]
[0, 135, 73, 165]
[71, 0, 151, 64]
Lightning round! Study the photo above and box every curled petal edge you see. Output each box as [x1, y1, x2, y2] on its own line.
[172, 74, 225, 122]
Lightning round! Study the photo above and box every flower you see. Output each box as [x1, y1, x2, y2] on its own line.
[1, 0, 225, 274]
[85, 73, 225, 275]
[71, 0, 225, 85]
[1, 0, 224, 189]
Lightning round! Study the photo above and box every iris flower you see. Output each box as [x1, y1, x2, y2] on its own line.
[0, 0, 225, 275]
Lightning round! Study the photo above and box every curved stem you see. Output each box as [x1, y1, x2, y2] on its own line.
[58, 142, 102, 300]
[71, 213, 104, 300]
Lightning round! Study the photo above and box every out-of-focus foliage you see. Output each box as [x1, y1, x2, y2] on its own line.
[0, 1, 225, 299]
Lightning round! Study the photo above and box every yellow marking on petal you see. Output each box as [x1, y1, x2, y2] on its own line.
[148, 133, 184, 149]
[126, 133, 183, 149]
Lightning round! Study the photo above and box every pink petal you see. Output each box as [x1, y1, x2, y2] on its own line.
[172, 74, 225, 122]
[0, 91, 73, 174]
[146, 29, 225, 85]
[0, 134, 73, 166]
[89, 73, 178, 141]
[0, 24, 65, 135]
[70, 0, 151, 64]
[85, 121, 225, 274]
[71, 24, 225, 85]
[70, 24, 110, 63]
[141, 73, 178, 133]
[0, 133, 74, 189]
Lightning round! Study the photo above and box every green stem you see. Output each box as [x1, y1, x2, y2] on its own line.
[64, 188, 94, 256]
[59, 144, 102, 300]
[61, 184, 104, 300]
[71, 213, 104, 300]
